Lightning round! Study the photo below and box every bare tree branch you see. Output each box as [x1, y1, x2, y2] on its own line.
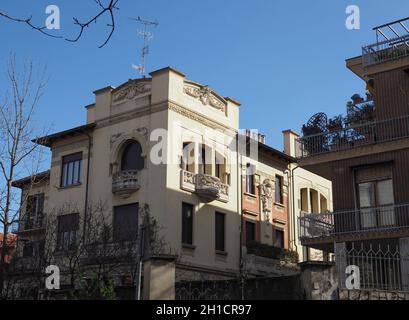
[66, 0, 120, 48]
[0, 0, 121, 48]
[0, 11, 61, 38]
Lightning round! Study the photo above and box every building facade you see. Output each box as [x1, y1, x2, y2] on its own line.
[296, 19, 409, 294]
[11, 67, 332, 299]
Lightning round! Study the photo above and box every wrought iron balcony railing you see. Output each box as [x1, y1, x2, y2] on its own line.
[299, 203, 409, 240]
[363, 34, 409, 67]
[296, 115, 409, 158]
[19, 215, 45, 232]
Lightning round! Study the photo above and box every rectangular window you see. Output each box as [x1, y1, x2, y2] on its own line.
[61, 152, 82, 187]
[22, 242, 33, 257]
[23, 241, 44, 257]
[245, 221, 256, 245]
[275, 175, 283, 204]
[25, 193, 44, 229]
[113, 203, 139, 242]
[275, 229, 285, 248]
[57, 213, 79, 251]
[181, 142, 195, 173]
[245, 164, 255, 194]
[182, 202, 193, 245]
[358, 178, 395, 228]
[215, 212, 225, 251]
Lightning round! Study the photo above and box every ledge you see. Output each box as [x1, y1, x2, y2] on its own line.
[182, 243, 196, 250]
[274, 202, 285, 208]
[57, 183, 82, 190]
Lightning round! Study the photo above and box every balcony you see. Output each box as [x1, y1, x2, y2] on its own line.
[81, 241, 138, 265]
[18, 216, 45, 234]
[363, 34, 409, 67]
[299, 203, 409, 244]
[112, 170, 140, 197]
[296, 115, 409, 158]
[180, 170, 229, 203]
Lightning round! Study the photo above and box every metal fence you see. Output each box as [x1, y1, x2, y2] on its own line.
[343, 243, 404, 291]
[362, 34, 409, 66]
[175, 275, 303, 300]
[299, 203, 409, 239]
[296, 115, 409, 158]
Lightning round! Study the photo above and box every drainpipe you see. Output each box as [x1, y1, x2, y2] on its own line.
[82, 131, 92, 241]
[237, 134, 244, 299]
[290, 165, 301, 254]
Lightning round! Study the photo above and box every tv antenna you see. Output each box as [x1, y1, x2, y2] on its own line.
[130, 16, 159, 76]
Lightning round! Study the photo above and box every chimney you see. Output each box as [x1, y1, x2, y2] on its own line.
[258, 133, 266, 144]
[245, 129, 266, 144]
[282, 129, 300, 157]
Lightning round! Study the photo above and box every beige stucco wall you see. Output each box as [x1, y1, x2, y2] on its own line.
[18, 67, 242, 281]
[290, 165, 333, 262]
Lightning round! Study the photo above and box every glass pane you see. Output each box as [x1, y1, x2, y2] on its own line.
[378, 205, 395, 227]
[121, 142, 144, 171]
[67, 162, 74, 185]
[359, 182, 375, 208]
[361, 208, 376, 229]
[376, 179, 394, 206]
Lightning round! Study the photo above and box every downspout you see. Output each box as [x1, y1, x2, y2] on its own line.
[237, 133, 244, 300]
[290, 165, 301, 254]
[83, 131, 92, 241]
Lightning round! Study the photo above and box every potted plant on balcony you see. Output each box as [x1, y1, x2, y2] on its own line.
[346, 102, 376, 144]
[301, 112, 329, 155]
[326, 115, 343, 133]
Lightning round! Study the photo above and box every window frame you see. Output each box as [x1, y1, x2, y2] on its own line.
[25, 193, 45, 229]
[245, 220, 256, 245]
[275, 175, 284, 205]
[61, 152, 82, 187]
[245, 163, 255, 195]
[181, 202, 194, 245]
[215, 212, 226, 252]
[113, 203, 139, 242]
[57, 213, 80, 252]
[274, 229, 285, 249]
[121, 141, 144, 172]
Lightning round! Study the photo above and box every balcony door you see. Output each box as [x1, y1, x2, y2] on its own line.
[358, 179, 395, 229]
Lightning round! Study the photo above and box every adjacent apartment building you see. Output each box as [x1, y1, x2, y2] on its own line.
[10, 67, 332, 299]
[296, 18, 409, 293]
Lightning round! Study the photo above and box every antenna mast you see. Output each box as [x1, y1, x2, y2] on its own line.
[130, 16, 159, 76]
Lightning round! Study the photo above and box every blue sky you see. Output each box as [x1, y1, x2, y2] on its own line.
[1, 0, 409, 155]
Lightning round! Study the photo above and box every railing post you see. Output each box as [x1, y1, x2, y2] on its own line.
[335, 242, 347, 289]
[399, 238, 409, 291]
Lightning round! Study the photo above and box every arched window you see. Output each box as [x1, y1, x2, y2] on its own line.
[121, 141, 144, 171]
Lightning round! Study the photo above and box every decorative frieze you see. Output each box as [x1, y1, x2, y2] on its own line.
[180, 170, 229, 203]
[113, 82, 151, 103]
[260, 179, 273, 217]
[183, 83, 226, 113]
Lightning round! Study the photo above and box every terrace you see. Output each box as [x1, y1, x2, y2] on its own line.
[362, 17, 409, 67]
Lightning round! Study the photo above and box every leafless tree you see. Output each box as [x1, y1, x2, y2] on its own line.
[0, 55, 47, 298]
[0, 0, 120, 48]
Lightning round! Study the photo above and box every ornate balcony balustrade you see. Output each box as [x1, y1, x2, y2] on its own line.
[180, 170, 229, 203]
[112, 170, 140, 197]
[299, 203, 409, 240]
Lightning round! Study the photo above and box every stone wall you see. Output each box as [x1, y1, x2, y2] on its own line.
[339, 289, 409, 300]
[300, 261, 339, 300]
